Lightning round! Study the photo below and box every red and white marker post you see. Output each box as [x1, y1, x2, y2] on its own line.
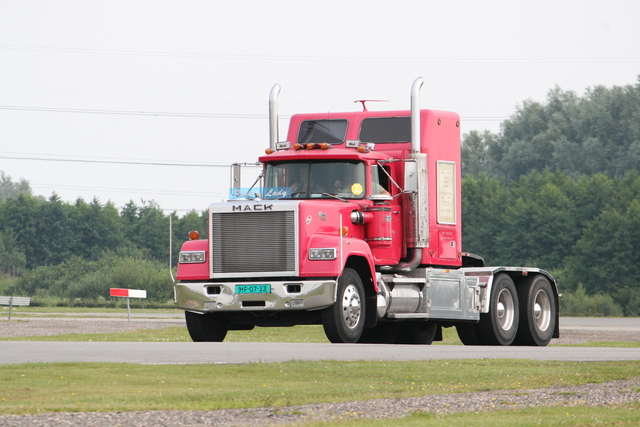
[110, 288, 147, 320]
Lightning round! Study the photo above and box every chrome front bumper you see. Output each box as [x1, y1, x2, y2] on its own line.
[175, 279, 337, 313]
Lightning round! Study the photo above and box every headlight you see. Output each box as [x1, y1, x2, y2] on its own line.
[308, 248, 337, 260]
[179, 251, 206, 263]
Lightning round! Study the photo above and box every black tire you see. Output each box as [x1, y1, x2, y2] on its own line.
[185, 311, 228, 342]
[455, 322, 485, 345]
[396, 321, 437, 345]
[515, 275, 557, 346]
[479, 274, 519, 346]
[322, 268, 366, 343]
[358, 323, 399, 344]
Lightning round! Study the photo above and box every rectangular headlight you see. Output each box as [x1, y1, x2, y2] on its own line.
[179, 251, 206, 264]
[308, 248, 337, 260]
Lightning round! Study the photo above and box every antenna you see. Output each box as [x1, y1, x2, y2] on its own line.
[354, 99, 389, 111]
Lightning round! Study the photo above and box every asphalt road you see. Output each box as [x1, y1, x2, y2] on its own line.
[1, 341, 639, 365]
[1, 317, 639, 365]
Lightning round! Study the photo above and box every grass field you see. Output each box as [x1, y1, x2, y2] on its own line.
[1, 309, 639, 425]
[1, 359, 639, 417]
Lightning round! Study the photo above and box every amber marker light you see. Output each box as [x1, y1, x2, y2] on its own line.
[320, 142, 329, 150]
[356, 145, 366, 153]
[294, 143, 303, 150]
[306, 143, 315, 150]
[188, 230, 200, 240]
[339, 226, 349, 236]
[265, 148, 274, 154]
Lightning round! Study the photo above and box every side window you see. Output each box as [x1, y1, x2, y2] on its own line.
[297, 120, 348, 145]
[371, 165, 390, 195]
[360, 117, 411, 143]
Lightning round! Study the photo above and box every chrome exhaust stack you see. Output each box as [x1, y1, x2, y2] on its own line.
[269, 84, 281, 150]
[411, 77, 423, 153]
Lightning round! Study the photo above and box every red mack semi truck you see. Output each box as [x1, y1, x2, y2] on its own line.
[174, 78, 560, 346]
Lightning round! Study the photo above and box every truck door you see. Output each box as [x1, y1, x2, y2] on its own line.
[365, 164, 402, 265]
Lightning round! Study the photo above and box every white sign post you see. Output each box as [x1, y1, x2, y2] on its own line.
[110, 288, 147, 320]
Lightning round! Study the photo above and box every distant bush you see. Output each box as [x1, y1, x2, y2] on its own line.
[28, 295, 176, 309]
[559, 284, 624, 317]
[9, 250, 174, 304]
[0, 273, 19, 296]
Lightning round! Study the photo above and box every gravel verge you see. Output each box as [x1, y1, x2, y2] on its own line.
[0, 317, 184, 338]
[0, 380, 638, 426]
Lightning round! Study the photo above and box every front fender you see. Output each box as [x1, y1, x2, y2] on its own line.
[175, 239, 209, 281]
[341, 237, 378, 292]
[301, 235, 377, 291]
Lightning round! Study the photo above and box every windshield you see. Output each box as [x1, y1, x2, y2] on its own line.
[265, 161, 366, 199]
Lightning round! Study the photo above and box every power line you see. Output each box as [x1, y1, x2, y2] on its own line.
[32, 182, 227, 198]
[1, 44, 639, 64]
[0, 104, 505, 121]
[0, 154, 231, 167]
[0, 105, 267, 119]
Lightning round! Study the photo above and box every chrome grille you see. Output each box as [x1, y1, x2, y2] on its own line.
[211, 210, 297, 276]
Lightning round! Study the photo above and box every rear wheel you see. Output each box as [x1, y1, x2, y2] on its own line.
[185, 311, 228, 342]
[322, 268, 366, 343]
[358, 323, 399, 344]
[515, 275, 556, 346]
[396, 321, 437, 344]
[479, 274, 519, 346]
[456, 322, 485, 345]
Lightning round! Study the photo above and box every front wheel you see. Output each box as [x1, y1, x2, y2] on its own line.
[515, 275, 557, 346]
[479, 274, 519, 346]
[185, 311, 228, 342]
[322, 268, 366, 343]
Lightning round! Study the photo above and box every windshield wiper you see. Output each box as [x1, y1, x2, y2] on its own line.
[322, 193, 348, 202]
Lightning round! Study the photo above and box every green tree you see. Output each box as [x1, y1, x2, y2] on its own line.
[461, 130, 494, 177]
[461, 174, 509, 264]
[32, 194, 75, 266]
[493, 173, 578, 269]
[0, 230, 26, 276]
[0, 193, 43, 269]
[568, 200, 640, 315]
[70, 197, 126, 259]
[131, 200, 170, 263]
[0, 171, 33, 201]
[470, 77, 640, 180]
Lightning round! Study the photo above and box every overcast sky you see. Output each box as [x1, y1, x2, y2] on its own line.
[1, 0, 639, 213]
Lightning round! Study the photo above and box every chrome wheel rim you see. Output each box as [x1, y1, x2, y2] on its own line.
[533, 289, 551, 331]
[496, 288, 515, 331]
[342, 284, 361, 329]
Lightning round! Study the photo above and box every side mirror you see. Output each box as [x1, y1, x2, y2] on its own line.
[367, 194, 393, 202]
[404, 161, 418, 192]
[231, 163, 242, 192]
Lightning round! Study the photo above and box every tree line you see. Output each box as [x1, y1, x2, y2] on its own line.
[463, 171, 640, 315]
[2, 77, 639, 314]
[0, 190, 207, 306]
[462, 76, 640, 180]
